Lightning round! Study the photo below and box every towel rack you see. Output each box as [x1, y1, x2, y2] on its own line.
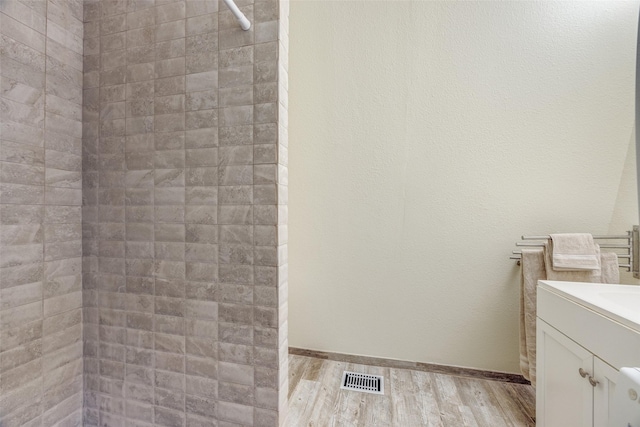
[510, 226, 640, 278]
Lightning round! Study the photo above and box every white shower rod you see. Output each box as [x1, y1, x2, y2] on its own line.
[223, 0, 251, 31]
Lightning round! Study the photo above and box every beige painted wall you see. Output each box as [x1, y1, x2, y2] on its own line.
[289, 0, 638, 373]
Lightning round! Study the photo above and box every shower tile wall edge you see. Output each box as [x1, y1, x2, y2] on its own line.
[0, 0, 85, 426]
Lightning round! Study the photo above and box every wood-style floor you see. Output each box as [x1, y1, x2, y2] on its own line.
[286, 355, 536, 427]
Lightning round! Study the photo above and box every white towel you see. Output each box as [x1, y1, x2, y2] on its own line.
[520, 248, 546, 387]
[544, 242, 601, 282]
[599, 252, 620, 284]
[549, 233, 601, 271]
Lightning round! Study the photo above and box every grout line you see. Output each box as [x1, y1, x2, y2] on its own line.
[215, 4, 221, 422]
[42, 0, 49, 424]
[182, 3, 187, 422]
[95, 2, 103, 425]
[124, 4, 131, 425]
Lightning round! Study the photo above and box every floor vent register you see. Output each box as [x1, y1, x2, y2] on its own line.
[340, 371, 384, 395]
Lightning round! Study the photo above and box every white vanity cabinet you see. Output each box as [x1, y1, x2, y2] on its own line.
[536, 281, 640, 427]
[537, 319, 618, 427]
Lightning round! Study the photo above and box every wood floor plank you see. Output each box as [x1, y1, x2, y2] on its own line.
[303, 359, 345, 426]
[302, 356, 324, 382]
[411, 370, 444, 427]
[506, 382, 536, 423]
[433, 373, 479, 426]
[453, 376, 508, 427]
[488, 381, 536, 427]
[360, 395, 392, 427]
[289, 352, 311, 398]
[287, 379, 322, 426]
[389, 367, 428, 426]
[458, 405, 481, 427]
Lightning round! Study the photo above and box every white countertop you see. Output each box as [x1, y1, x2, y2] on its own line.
[538, 281, 640, 333]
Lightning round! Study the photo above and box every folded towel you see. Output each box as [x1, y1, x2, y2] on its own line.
[545, 242, 601, 282]
[549, 233, 601, 271]
[520, 248, 546, 387]
[599, 252, 620, 284]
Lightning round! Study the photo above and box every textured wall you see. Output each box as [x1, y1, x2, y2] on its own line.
[82, 0, 287, 425]
[0, 0, 84, 425]
[289, 1, 637, 373]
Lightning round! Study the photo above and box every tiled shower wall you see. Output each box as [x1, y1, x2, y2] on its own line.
[82, 0, 288, 425]
[1, 0, 85, 426]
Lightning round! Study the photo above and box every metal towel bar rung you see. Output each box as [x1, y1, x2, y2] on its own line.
[510, 227, 640, 278]
[515, 242, 630, 249]
[520, 235, 630, 240]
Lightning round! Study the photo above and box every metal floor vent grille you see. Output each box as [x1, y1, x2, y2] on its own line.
[340, 371, 384, 395]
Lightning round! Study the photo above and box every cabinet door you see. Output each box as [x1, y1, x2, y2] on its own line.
[593, 356, 618, 427]
[537, 319, 594, 427]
